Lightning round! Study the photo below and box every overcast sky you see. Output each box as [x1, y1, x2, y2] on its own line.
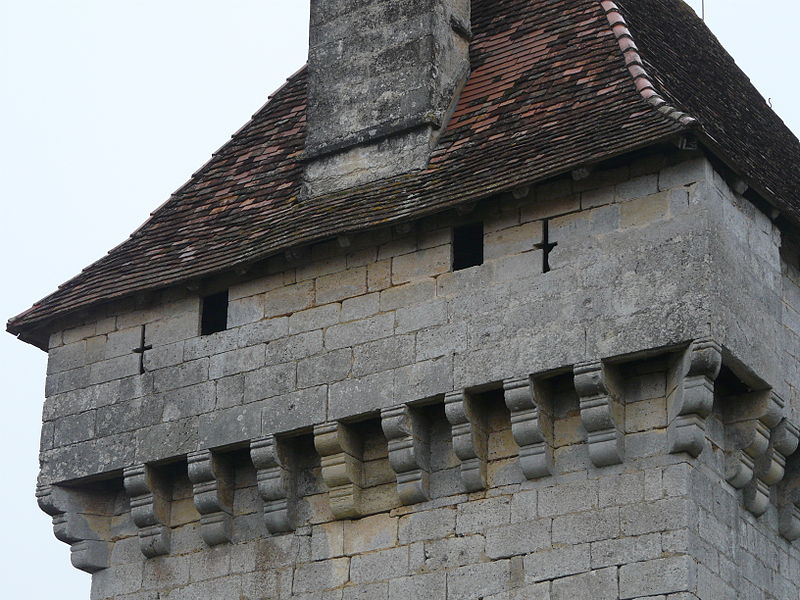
[1, 0, 798, 596]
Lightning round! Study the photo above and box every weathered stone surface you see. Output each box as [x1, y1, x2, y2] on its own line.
[29, 157, 800, 600]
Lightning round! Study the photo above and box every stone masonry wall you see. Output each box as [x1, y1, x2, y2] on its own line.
[37, 152, 800, 599]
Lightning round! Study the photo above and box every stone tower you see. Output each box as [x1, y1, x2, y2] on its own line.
[8, 0, 800, 598]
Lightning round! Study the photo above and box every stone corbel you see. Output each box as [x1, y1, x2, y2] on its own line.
[314, 422, 365, 519]
[187, 450, 234, 546]
[123, 464, 172, 557]
[779, 440, 800, 541]
[250, 434, 295, 534]
[503, 376, 553, 479]
[574, 361, 624, 467]
[668, 338, 722, 457]
[444, 389, 488, 492]
[746, 417, 800, 517]
[36, 484, 112, 573]
[722, 390, 784, 514]
[380, 405, 431, 505]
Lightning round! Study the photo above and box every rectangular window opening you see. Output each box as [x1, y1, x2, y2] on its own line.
[201, 290, 229, 336]
[452, 222, 484, 271]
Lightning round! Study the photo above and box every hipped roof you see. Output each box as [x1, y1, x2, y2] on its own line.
[9, 0, 800, 348]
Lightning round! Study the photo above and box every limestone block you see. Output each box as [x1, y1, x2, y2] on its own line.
[379, 279, 435, 311]
[237, 316, 289, 347]
[446, 559, 510, 600]
[123, 464, 172, 557]
[261, 385, 328, 434]
[314, 422, 365, 519]
[420, 535, 485, 571]
[524, 543, 591, 583]
[325, 313, 394, 350]
[574, 361, 624, 467]
[299, 348, 353, 387]
[228, 294, 265, 328]
[590, 533, 662, 569]
[380, 405, 431, 504]
[209, 345, 265, 379]
[341, 293, 380, 321]
[250, 434, 295, 534]
[391, 245, 450, 284]
[292, 557, 350, 595]
[388, 572, 445, 600]
[353, 336, 414, 377]
[263, 280, 314, 318]
[551, 567, 619, 600]
[265, 331, 323, 365]
[243, 361, 296, 402]
[316, 267, 367, 304]
[396, 301, 447, 334]
[618, 555, 691, 598]
[350, 545, 409, 584]
[187, 450, 235, 546]
[485, 519, 551, 559]
[484, 220, 543, 260]
[394, 356, 453, 404]
[329, 371, 394, 420]
[198, 404, 261, 450]
[444, 389, 488, 491]
[668, 338, 721, 457]
[503, 376, 553, 479]
[36, 484, 113, 573]
[368, 259, 392, 292]
[398, 508, 455, 544]
[152, 358, 209, 393]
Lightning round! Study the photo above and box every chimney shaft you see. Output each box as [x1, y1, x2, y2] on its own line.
[304, 0, 471, 196]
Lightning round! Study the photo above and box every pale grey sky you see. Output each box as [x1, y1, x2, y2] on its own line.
[1, 0, 797, 596]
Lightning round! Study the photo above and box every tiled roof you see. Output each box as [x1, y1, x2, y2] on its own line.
[8, 0, 800, 345]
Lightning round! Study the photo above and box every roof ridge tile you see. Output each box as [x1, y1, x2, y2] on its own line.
[600, 0, 697, 126]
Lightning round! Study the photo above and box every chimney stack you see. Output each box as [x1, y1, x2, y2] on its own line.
[304, 0, 472, 196]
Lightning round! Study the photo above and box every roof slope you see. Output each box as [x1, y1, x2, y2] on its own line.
[619, 0, 800, 220]
[8, 0, 799, 344]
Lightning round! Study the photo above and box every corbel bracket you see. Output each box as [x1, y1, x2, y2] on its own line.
[723, 390, 784, 513]
[36, 484, 112, 573]
[314, 422, 365, 519]
[668, 338, 722, 457]
[187, 450, 234, 546]
[778, 435, 800, 541]
[574, 361, 624, 467]
[747, 417, 800, 517]
[381, 405, 431, 505]
[250, 435, 295, 534]
[503, 376, 553, 479]
[123, 464, 172, 557]
[444, 389, 488, 492]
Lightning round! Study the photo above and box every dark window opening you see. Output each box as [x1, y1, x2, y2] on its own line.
[201, 290, 229, 335]
[452, 222, 484, 271]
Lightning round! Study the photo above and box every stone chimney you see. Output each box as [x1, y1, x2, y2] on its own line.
[303, 0, 472, 196]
